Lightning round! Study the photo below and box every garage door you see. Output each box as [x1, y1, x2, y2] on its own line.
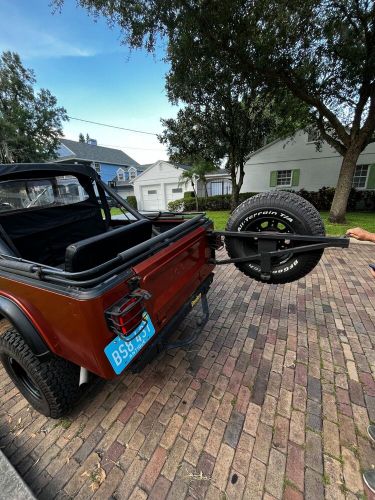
[141, 185, 163, 210]
[165, 184, 183, 205]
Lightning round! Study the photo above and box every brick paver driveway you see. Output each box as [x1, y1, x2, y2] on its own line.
[1, 244, 375, 500]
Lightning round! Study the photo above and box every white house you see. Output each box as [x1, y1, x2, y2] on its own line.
[132, 160, 232, 210]
[242, 130, 375, 193]
[132, 160, 192, 210]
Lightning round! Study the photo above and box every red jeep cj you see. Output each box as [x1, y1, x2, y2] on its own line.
[0, 163, 348, 417]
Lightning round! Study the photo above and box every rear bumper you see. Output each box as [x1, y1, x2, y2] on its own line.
[123, 272, 214, 375]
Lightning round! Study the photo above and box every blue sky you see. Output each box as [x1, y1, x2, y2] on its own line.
[0, 0, 176, 164]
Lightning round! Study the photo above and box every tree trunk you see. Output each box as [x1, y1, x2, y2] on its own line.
[230, 159, 245, 211]
[231, 183, 240, 210]
[329, 146, 362, 223]
[191, 183, 199, 211]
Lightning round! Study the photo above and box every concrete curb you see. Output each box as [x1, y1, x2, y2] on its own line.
[0, 451, 35, 499]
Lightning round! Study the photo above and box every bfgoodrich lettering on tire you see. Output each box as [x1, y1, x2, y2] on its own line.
[225, 191, 325, 284]
[0, 327, 80, 418]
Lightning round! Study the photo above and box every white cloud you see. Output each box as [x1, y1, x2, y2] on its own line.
[0, 28, 96, 59]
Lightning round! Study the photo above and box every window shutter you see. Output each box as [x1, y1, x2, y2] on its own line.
[292, 169, 300, 187]
[270, 171, 277, 187]
[367, 164, 375, 189]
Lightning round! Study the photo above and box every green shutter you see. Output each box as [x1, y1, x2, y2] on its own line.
[292, 169, 300, 187]
[367, 164, 375, 189]
[270, 170, 277, 187]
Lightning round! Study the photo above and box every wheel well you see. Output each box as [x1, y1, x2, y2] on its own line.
[0, 296, 50, 358]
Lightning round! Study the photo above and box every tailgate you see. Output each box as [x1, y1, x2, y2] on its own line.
[133, 225, 214, 332]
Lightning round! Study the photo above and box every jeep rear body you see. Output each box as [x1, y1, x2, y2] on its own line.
[0, 163, 214, 379]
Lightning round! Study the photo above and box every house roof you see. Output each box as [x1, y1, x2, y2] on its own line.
[245, 137, 287, 161]
[205, 168, 230, 177]
[130, 160, 191, 183]
[56, 138, 140, 168]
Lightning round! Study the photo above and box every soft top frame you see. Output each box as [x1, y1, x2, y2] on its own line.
[0, 163, 98, 181]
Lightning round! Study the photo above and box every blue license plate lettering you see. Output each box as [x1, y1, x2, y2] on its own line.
[104, 313, 156, 375]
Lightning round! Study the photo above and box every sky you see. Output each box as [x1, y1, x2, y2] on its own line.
[0, 0, 177, 164]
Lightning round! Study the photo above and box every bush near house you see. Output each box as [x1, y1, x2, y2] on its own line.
[168, 187, 375, 212]
[168, 193, 258, 211]
[127, 195, 138, 209]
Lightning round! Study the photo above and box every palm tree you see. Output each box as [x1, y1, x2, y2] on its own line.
[179, 168, 199, 211]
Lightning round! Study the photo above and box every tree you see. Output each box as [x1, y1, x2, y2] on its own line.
[179, 167, 199, 210]
[78, 133, 85, 142]
[0, 51, 67, 163]
[62, 0, 375, 222]
[160, 97, 281, 208]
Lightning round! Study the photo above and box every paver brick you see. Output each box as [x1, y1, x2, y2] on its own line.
[2, 245, 375, 500]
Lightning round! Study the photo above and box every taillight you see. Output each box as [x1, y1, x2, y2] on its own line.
[105, 289, 151, 340]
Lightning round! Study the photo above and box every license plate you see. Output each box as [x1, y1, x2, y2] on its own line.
[104, 313, 156, 375]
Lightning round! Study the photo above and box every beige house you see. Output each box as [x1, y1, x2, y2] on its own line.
[242, 130, 375, 193]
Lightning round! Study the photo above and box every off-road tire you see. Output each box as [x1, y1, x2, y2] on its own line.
[0, 327, 80, 418]
[225, 191, 325, 284]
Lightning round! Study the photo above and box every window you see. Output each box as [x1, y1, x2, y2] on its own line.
[93, 162, 101, 174]
[117, 168, 125, 182]
[207, 180, 232, 196]
[352, 165, 368, 189]
[307, 129, 320, 143]
[148, 190, 157, 195]
[172, 188, 183, 194]
[276, 170, 292, 186]
[0, 176, 89, 212]
[129, 168, 137, 180]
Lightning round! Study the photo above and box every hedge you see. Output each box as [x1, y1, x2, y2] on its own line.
[167, 187, 375, 212]
[126, 195, 138, 209]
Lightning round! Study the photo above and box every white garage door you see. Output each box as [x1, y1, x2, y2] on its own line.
[165, 184, 183, 204]
[141, 185, 163, 210]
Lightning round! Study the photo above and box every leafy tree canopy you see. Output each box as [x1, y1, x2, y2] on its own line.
[58, 0, 375, 220]
[0, 51, 67, 163]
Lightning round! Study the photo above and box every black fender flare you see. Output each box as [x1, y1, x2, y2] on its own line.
[0, 296, 50, 359]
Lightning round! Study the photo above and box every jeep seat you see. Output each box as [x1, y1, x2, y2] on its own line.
[65, 219, 152, 273]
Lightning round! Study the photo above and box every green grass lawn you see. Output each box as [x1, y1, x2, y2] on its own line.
[205, 210, 375, 236]
[110, 207, 374, 236]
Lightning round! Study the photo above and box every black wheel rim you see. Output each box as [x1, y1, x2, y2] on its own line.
[8, 357, 42, 400]
[240, 215, 296, 267]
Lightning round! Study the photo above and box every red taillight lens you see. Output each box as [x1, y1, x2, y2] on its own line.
[106, 289, 151, 339]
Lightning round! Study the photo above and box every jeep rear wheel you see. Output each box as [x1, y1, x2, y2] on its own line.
[0, 327, 80, 418]
[225, 191, 325, 284]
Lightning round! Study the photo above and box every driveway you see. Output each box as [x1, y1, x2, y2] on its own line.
[0, 244, 374, 500]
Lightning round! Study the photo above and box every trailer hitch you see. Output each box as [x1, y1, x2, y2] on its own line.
[209, 230, 349, 281]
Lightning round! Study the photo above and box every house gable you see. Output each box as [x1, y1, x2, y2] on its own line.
[132, 160, 187, 184]
[242, 129, 375, 193]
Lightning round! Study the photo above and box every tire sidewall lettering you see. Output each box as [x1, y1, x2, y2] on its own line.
[237, 209, 295, 231]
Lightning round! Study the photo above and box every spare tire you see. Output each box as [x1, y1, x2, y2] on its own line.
[225, 191, 325, 284]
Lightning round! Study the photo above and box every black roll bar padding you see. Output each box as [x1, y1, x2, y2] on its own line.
[97, 177, 147, 222]
[97, 181, 111, 228]
[0, 258, 39, 274]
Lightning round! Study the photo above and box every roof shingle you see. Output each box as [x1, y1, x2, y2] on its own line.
[57, 138, 140, 168]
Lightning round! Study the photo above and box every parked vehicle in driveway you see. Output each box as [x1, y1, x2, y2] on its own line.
[0, 163, 348, 417]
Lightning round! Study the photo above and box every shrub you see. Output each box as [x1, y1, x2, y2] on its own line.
[168, 192, 258, 211]
[168, 187, 375, 212]
[168, 198, 186, 212]
[184, 191, 195, 199]
[126, 195, 137, 209]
